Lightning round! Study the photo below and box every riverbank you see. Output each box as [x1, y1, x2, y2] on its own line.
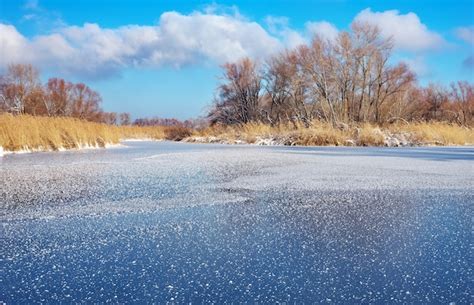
[1, 114, 473, 156]
[185, 122, 474, 147]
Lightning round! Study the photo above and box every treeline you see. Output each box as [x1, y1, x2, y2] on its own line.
[0, 64, 131, 125]
[209, 23, 474, 127]
[0, 64, 201, 128]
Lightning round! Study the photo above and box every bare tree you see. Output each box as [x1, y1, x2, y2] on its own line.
[264, 49, 309, 125]
[207, 23, 472, 127]
[119, 112, 131, 125]
[0, 64, 41, 114]
[100, 112, 118, 125]
[69, 83, 102, 121]
[423, 84, 449, 121]
[209, 58, 262, 125]
[44, 78, 73, 116]
[449, 81, 474, 125]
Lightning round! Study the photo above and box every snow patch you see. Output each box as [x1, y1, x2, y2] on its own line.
[254, 137, 280, 146]
[0, 142, 122, 156]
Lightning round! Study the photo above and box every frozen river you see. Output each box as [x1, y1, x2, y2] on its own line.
[1, 141, 473, 303]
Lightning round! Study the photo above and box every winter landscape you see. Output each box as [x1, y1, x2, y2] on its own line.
[1, 0, 473, 303]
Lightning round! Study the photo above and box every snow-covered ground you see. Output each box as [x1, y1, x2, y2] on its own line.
[1, 142, 473, 303]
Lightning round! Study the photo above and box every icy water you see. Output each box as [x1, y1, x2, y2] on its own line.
[1, 142, 473, 303]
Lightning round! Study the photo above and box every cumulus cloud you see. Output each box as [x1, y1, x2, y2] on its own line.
[354, 8, 445, 51]
[265, 16, 306, 49]
[306, 21, 339, 42]
[265, 17, 339, 47]
[455, 26, 474, 45]
[0, 24, 30, 67]
[1, 7, 447, 79]
[399, 56, 430, 78]
[0, 11, 282, 78]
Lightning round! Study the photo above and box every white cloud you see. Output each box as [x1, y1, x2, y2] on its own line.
[306, 21, 339, 42]
[354, 8, 445, 51]
[265, 16, 289, 33]
[281, 30, 307, 49]
[1, 7, 448, 79]
[0, 24, 30, 67]
[400, 56, 430, 78]
[265, 16, 306, 49]
[455, 26, 474, 45]
[156, 11, 281, 64]
[0, 11, 282, 78]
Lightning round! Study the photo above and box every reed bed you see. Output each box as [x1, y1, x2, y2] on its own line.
[0, 114, 168, 152]
[1, 114, 472, 154]
[192, 121, 474, 146]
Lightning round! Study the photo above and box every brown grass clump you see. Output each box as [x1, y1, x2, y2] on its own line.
[354, 124, 385, 146]
[163, 126, 193, 141]
[287, 123, 347, 146]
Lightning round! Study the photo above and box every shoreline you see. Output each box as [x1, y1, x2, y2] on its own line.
[185, 122, 473, 148]
[182, 135, 473, 148]
[0, 142, 124, 157]
[1, 137, 473, 157]
[1, 115, 472, 157]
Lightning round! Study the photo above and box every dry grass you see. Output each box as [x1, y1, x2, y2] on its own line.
[0, 114, 120, 151]
[194, 122, 353, 146]
[193, 121, 474, 146]
[119, 125, 166, 140]
[163, 126, 193, 141]
[1, 114, 471, 153]
[387, 122, 474, 145]
[355, 124, 385, 146]
[0, 114, 168, 152]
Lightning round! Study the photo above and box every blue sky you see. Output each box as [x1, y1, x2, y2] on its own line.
[1, 0, 473, 119]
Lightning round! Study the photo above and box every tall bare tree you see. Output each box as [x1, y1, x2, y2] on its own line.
[0, 64, 42, 114]
[209, 58, 262, 125]
[44, 78, 73, 116]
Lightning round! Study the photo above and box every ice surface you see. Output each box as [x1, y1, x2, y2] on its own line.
[1, 142, 473, 303]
